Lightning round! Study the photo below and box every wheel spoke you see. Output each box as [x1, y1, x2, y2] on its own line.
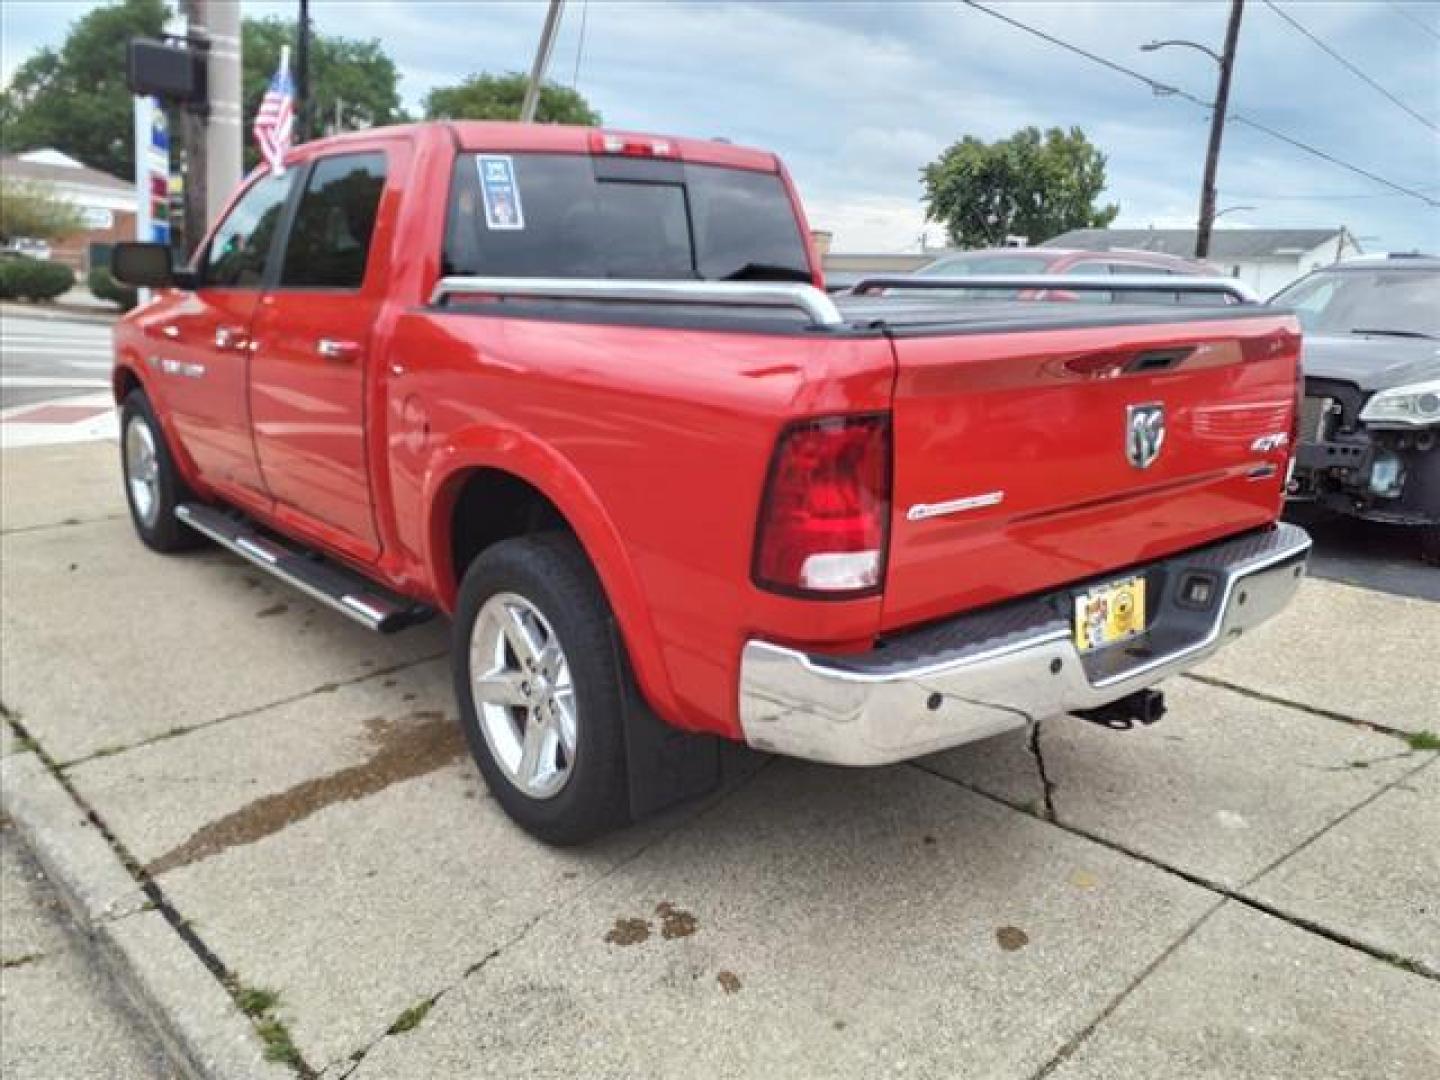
[516, 714, 550, 785]
[502, 604, 545, 670]
[552, 688, 578, 755]
[473, 670, 527, 708]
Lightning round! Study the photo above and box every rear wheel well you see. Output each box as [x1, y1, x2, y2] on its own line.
[448, 469, 571, 587]
[114, 366, 142, 404]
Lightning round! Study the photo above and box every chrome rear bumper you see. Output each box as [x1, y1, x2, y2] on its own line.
[738, 524, 1311, 766]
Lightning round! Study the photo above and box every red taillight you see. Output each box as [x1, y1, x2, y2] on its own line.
[753, 414, 891, 597]
[588, 131, 677, 158]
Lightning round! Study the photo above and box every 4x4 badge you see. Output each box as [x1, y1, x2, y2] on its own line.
[1126, 403, 1166, 469]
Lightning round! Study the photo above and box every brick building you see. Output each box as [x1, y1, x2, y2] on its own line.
[1, 149, 137, 273]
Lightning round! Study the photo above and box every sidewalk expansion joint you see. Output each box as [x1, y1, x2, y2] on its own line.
[912, 754, 1439, 983]
[1181, 671, 1425, 743]
[1029, 897, 1227, 1080]
[57, 651, 449, 770]
[4, 713, 320, 1077]
[330, 756, 777, 1077]
[1, 512, 126, 537]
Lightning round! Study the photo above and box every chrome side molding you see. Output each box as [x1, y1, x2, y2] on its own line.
[430, 275, 847, 328]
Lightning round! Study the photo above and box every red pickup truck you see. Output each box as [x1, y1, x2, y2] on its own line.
[111, 121, 1310, 843]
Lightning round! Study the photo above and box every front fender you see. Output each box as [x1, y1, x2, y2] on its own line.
[421, 424, 683, 726]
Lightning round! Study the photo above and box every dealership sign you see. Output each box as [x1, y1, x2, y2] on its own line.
[132, 96, 170, 245]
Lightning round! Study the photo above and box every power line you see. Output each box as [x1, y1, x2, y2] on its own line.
[958, 1, 1440, 208]
[1386, 1, 1440, 44]
[1226, 186, 1440, 201]
[1263, 1, 1439, 135]
[571, 0, 589, 91]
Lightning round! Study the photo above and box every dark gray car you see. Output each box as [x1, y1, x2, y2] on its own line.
[1271, 255, 1440, 561]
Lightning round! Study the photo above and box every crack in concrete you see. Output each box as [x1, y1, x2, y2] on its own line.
[0, 512, 127, 537]
[1029, 898, 1228, 1079]
[56, 652, 449, 770]
[914, 754, 1440, 983]
[328, 756, 777, 1078]
[1182, 671, 1424, 743]
[1026, 720, 1058, 820]
[3, 713, 320, 1077]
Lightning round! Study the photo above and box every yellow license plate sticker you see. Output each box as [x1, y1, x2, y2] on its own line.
[1073, 576, 1146, 652]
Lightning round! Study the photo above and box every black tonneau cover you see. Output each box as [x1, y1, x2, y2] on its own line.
[836, 294, 1283, 337]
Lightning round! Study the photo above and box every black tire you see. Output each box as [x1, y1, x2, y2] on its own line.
[119, 390, 203, 553]
[452, 533, 629, 844]
[1420, 526, 1440, 567]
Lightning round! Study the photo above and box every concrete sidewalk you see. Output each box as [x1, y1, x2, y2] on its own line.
[2, 440, 1437, 1079]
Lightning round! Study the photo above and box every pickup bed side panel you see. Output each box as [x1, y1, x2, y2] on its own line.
[383, 312, 895, 737]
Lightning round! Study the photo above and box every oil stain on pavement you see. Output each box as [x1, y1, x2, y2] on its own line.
[144, 711, 463, 876]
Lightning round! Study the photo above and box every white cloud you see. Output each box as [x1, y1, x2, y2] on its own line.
[4, 0, 1436, 251]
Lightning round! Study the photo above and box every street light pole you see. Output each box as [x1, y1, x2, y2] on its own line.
[520, 0, 565, 123]
[1196, 0, 1245, 260]
[295, 0, 310, 141]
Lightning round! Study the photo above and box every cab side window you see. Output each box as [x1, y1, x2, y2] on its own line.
[280, 153, 387, 289]
[204, 172, 294, 288]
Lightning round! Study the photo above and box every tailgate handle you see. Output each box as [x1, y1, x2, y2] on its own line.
[1126, 347, 1195, 373]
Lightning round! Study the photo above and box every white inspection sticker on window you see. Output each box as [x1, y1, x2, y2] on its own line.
[477, 155, 525, 230]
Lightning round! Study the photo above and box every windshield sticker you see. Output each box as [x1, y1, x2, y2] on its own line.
[477, 155, 524, 230]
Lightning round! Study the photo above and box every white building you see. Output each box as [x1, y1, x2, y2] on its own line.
[1044, 228, 1362, 296]
[0, 149, 137, 272]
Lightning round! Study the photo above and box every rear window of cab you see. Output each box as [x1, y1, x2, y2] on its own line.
[441, 152, 811, 282]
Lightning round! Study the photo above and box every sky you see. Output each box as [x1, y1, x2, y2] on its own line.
[4, 0, 1438, 253]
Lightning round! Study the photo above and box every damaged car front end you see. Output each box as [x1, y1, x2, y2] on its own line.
[1272, 255, 1440, 559]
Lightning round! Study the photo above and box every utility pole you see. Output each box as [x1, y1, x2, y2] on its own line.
[1195, 0, 1244, 260]
[180, 1, 242, 235]
[295, 0, 311, 142]
[520, 0, 565, 122]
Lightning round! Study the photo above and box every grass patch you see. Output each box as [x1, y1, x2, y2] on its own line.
[1, 952, 43, 970]
[387, 998, 433, 1035]
[230, 981, 307, 1073]
[1405, 730, 1440, 752]
[256, 1017, 304, 1068]
[236, 985, 280, 1017]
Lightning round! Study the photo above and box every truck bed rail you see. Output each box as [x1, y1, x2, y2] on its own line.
[430, 276, 846, 328]
[849, 274, 1260, 304]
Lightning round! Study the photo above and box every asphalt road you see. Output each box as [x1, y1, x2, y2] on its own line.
[0, 311, 113, 410]
[1284, 503, 1440, 602]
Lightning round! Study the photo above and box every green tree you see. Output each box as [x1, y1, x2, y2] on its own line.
[921, 126, 1119, 248]
[0, 179, 85, 242]
[241, 17, 405, 168]
[422, 72, 600, 125]
[0, 0, 168, 179]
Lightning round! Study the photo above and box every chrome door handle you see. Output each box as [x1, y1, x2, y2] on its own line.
[214, 325, 245, 350]
[317, 338, 361, 363]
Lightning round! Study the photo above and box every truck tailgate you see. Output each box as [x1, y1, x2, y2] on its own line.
[881, 311, 1300, 632]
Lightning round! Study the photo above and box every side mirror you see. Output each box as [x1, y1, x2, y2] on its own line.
[111, 242, 196, 289]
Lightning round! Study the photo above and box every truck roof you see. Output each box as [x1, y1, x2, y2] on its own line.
[291, 120, 781, 174]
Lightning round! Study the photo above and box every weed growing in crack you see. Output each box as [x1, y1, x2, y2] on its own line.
[236, 985, 280, 1017]
[1405, 731, 1440, 752]
[387, 999, 434, 1035]
[257, 1016, 304, 1068]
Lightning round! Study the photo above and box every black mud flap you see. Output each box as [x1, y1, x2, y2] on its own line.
[613, 643, 771, 821]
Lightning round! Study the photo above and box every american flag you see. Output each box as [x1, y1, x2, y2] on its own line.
[253, 46, 295, 175]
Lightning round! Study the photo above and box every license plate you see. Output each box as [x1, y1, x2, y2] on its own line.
[1073, 575, 1146, 653]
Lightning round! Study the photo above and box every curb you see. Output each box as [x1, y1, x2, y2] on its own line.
[0, 746, 291, 1080]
